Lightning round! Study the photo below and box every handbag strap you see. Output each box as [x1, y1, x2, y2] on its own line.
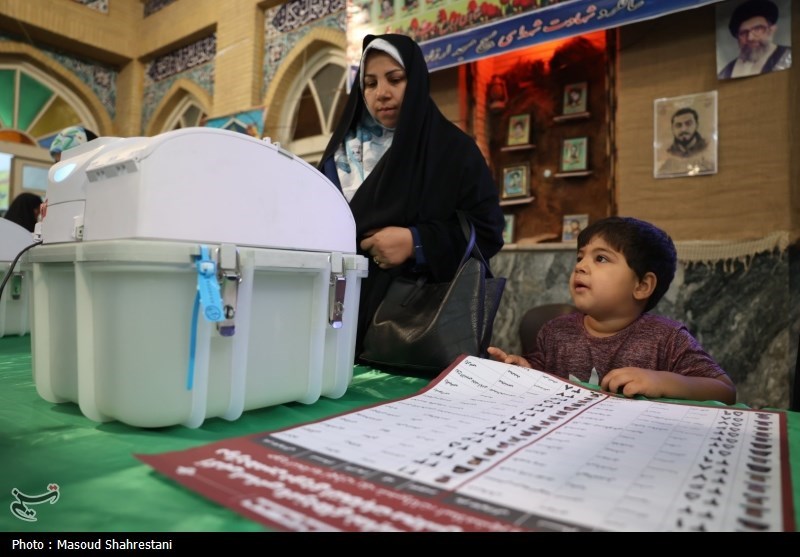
[456, 211, 494, 277]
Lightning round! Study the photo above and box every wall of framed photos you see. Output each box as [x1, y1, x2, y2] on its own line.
[465, 5, 798, 410]
[476, 32, 612, 246]
[477, 3, 798, 245]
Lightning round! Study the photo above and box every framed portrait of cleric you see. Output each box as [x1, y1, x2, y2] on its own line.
[653, 91, 718, 179]
[506, 113, 531, 146]
[500, 164, 530, 200]
[715, 0, 792, 81]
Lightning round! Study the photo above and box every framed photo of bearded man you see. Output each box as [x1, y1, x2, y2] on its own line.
[716, 0, 792, 80]
[653, 91, 718, 179]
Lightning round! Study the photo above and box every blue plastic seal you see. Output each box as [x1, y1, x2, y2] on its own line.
[187, 245, 225, 390]
[196, 245, 224, 322]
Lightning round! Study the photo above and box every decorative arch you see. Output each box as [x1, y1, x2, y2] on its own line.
[0, 41, 112, 136]
[0, 42, 113, 211]
[263, 27, 347, 163]
[145, 78, 212, 136]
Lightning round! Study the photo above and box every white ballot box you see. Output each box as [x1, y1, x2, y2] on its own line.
[27, 127, 367, 428]
[0, 219, 35, 337]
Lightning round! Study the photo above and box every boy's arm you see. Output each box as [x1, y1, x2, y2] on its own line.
[600, 367, 737, 404]
[600, 324, 737, 404]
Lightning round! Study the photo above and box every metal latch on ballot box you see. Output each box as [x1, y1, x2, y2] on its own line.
[215, 244, 241, 337]
[329, 252, 346, 329]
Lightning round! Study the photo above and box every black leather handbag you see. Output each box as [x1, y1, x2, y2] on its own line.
[360, 212, 507, 374]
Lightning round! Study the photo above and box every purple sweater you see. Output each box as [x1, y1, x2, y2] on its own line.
[524, 312, 729, 383]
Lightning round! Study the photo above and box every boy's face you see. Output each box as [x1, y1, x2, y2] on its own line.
[570, 236, 644, 318]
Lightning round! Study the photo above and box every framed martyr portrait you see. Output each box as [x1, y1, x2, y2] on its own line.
[653, 91, 718, 179]
[560, 137, 588, 173]
[500, 164, 530, 200]
[562, 82, 588, 115]
[562, 213, 588, 242]
[502, 213, 515, 244]
[506, 113, 531, 146]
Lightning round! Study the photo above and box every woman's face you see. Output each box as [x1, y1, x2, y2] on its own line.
[363, 51, 407, 129]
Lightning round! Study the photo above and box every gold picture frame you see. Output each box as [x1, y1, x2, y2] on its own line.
[501, 164, 530, 200]
[560, 137, 588, 173]
[506, 113, 531, 146]
[562, 82, 588, 115]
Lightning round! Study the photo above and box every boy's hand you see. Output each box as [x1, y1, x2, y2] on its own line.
[601, 367, 737, 404]
[600, 367, 664, 398]
[487, 347, 531, 368]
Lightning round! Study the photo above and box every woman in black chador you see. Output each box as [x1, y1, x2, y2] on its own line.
[319, 33, 505, 361]
[4, 192, 43, 233]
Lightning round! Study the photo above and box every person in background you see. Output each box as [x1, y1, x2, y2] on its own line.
[718, 0, 792, 79]
[49, 125, 98, 163]
[3, 192, 43, 233]
[39, 125, 99, 220]
[318, 33, 505, 360]
[489, 216, 736, 405]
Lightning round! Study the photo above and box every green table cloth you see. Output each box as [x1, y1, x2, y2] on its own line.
[2, 335, 798, 532]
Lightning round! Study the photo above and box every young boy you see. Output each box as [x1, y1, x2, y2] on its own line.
[488, 216, 736, 404]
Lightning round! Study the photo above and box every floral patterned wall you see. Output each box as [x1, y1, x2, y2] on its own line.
[141, 34, 216, 133]
[144, 0, 179, 17]
[262, 0, 346, 97]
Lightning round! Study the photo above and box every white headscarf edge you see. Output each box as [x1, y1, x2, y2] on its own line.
[359, 38, 405, 93]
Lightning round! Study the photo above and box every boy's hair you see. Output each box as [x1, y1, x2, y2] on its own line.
[577, 216, 677, 312]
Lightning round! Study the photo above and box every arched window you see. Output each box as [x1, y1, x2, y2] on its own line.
[160, 95, 207, 131]
[0, 62, 98, 211]
[0, 62, 97, 148]
[280, 50, 348, 165]
[146, 80, 210, 137]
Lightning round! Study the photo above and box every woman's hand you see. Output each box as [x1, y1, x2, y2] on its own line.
[360, 227, 414, 269]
